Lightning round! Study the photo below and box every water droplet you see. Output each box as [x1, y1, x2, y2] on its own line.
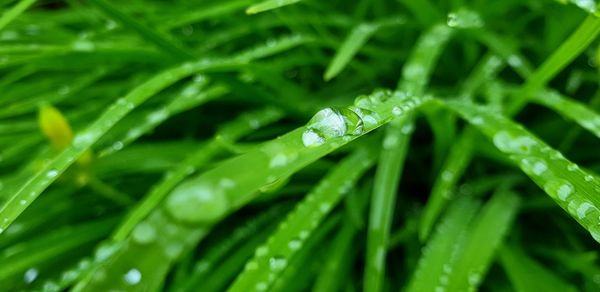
[544, 180, 574, 201]
[43, 281, 60, 291]
[575, 201, 597, 220]
[468, 271, 481, 286]
[447, 9, 483, 28]
[353, 89, 392, 110]
[256, 246, 269, 257]
[383, 135, 399, 149]
[584, 175, 594, 182]
[24, 268, 38, 284]
[20, 199, 27, 205]
[299, 230, 309, 240]
[72, 40, 94, 51]
[269, 256, 288, 272]
[245, 260, 259, 271]
[270, 153, 289, 168]
[116, 98, 134, 110]
[301, 106, 366, 147]
[165, 243, 184, 259]
[61, 269, 79, 282]
[123, 268, 141, 285]
[288, 239, 302, 251]
[520, 158, 548, 176]
[105, 20, 118, 30]
[392, 106, 403, 116]
[165, 181, 229, 224]
[256, 282, 268, 291]
[471, 116, 484, 125]
[441, 170, 454, 181]
[493, 131, 537, 154]
[219, 178, 236, 189]
[47, 169, 59, 178]
[57, 86, 71, 95]
[112, 141, 124, 151]
[567, 163, 579, 172]
[319, 202, 331, 213]
[147, 109, 168, 124]
[94, 242, 121, 262]
[132, 222, 157, 244]
[574, 0, 596, 13]
[507, 55, 523, 67]
[302, 129, 325, 147]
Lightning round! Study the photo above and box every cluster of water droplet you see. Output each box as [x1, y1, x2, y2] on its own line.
[301, 89, 424, 147]
[491, 128, 600, 242]
[447, 9, 484, 29]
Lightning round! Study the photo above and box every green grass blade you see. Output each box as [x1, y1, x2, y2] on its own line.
[363, 117, 414, 292]
[111, 107, 284, 241]
[87, 0, 194, 61]
[499, 244, 577, 292]
[418, 128, 475, 240]
[446, 99, 600, 243]
[175, 205, 288, 291]
[363, 23, 453, 290]
[445, 190, 520, 291]
[227, 146, 377, 292]
[323, 22, 378, 81]
[160, 0, 252, 30]
[532, 90, 600, 138]
[245, 0, 302, 15]
[509, 15, 600, 113]
[313, 221, 357, 292]
[0, 216, 117, 282]
[398, 24, 453, 92]
[405, 196, 481, 292]
[0, 0, 36, 31]
[0, 37, 306, 233]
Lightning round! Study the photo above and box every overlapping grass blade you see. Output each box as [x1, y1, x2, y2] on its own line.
[532, 90, 600, 138]
[0, 0, 37, 31]
[111, 107, 284, 241]
[0, 35, 308, 233]
[323, 22, 379, 81]
[445, 99, 600, 243]
[227, 145, 377, 291]
[509, 15, 600, 113]
[444, 190, 520, 291]
[365, 23, 451, 292]
[405, 196, 481, 292]
[87, 0, 194, 61]
[499, 244, 577, 292]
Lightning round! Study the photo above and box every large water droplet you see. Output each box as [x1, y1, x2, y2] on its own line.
[165, 181, 229, 224]
[302, 107, 365, 147]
